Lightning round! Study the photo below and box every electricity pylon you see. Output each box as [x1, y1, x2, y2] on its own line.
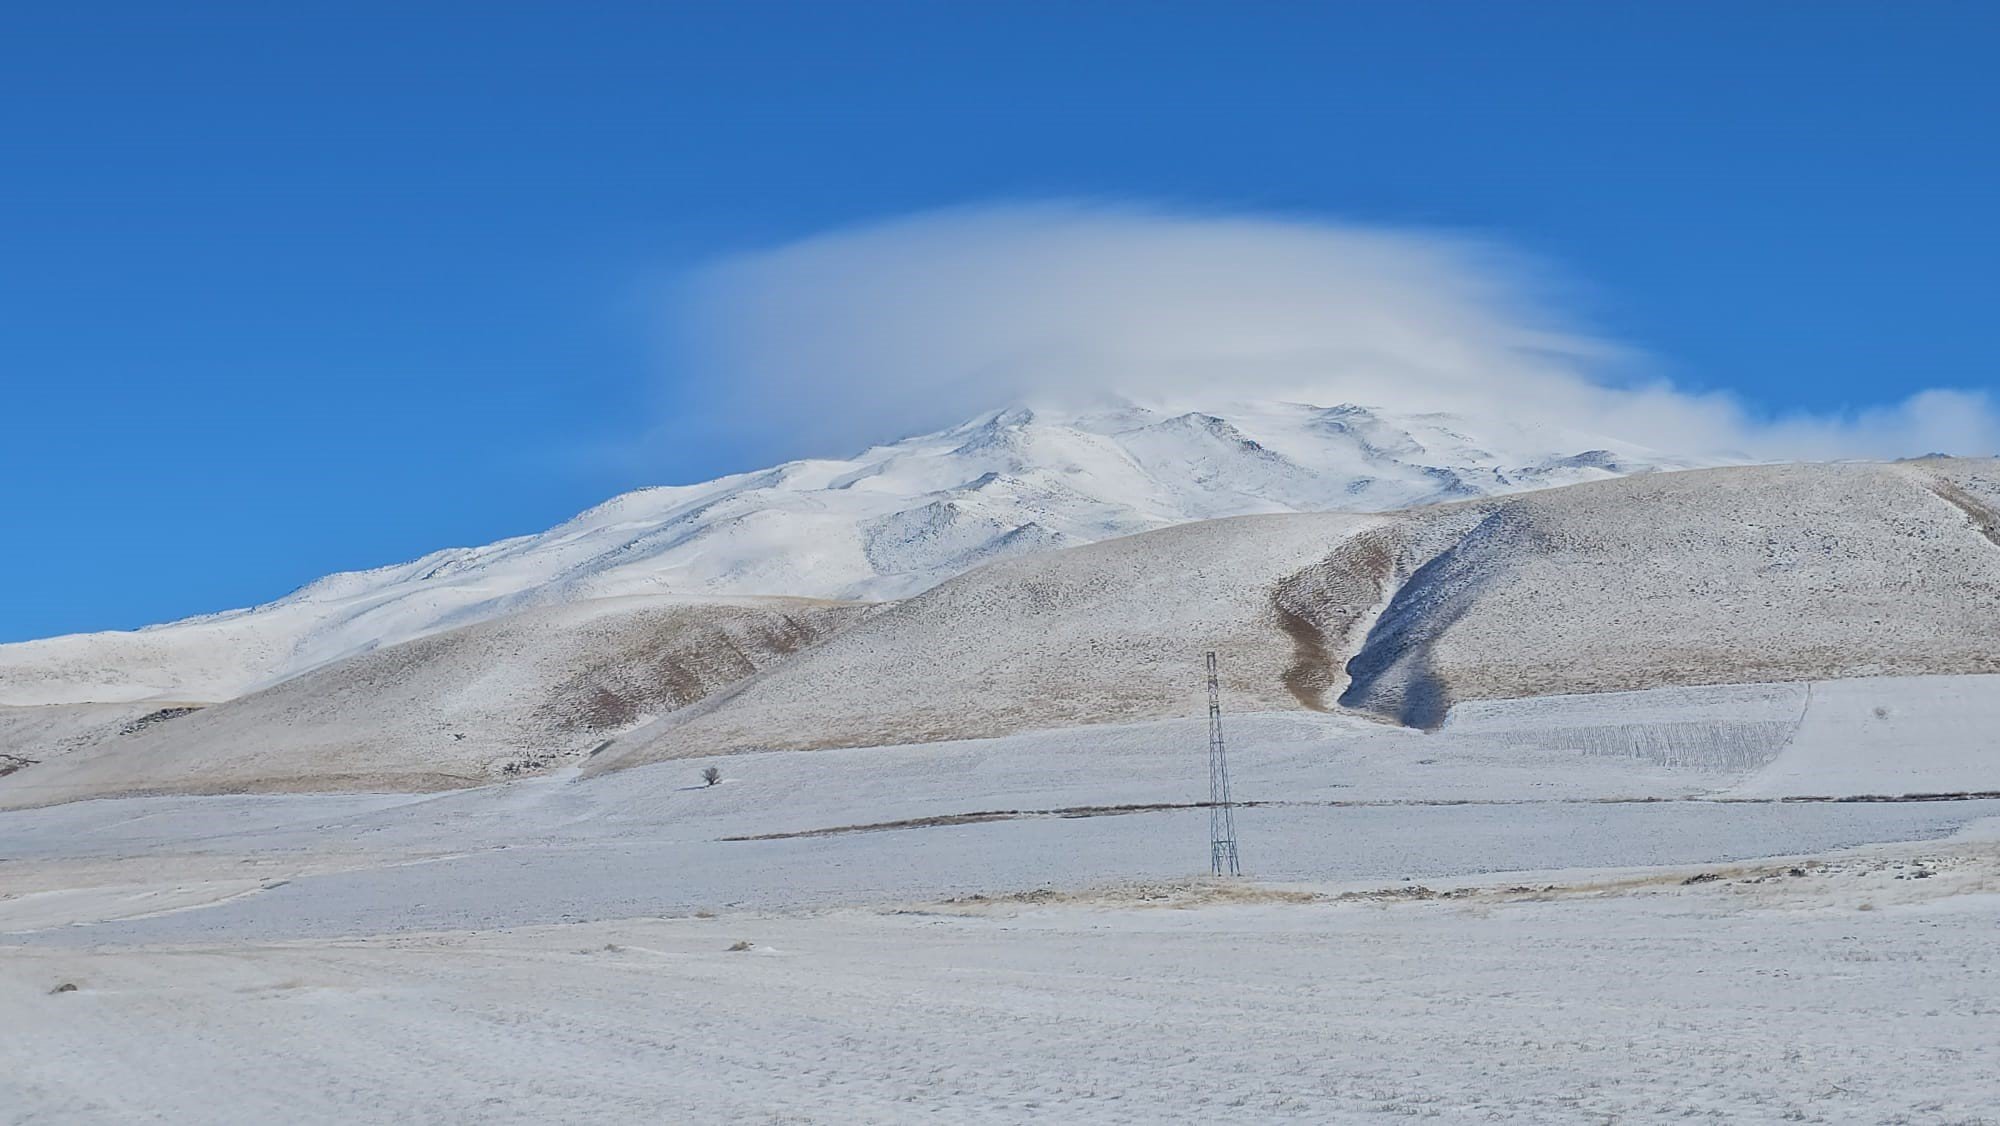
[1205, 651, 1241, 876]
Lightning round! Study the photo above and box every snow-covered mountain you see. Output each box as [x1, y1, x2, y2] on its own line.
[0, 398, 1713, 705]
[19, 456, 2000, 806]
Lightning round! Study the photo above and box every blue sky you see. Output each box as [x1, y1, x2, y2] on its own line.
[4, 2, 1997, 641]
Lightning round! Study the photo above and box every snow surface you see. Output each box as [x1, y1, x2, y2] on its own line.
[0, 399, 1702, 707]
[10, 856, 1998, 1124]
[5, 673, 1997, 938]
[1734, 674, 2000, 797]
[3, 674, 1998, 1122]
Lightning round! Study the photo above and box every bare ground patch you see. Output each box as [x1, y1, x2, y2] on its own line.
[913, 844, 2000, 915]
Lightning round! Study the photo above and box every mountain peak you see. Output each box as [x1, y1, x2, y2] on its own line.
[0, 397, 1728, 706]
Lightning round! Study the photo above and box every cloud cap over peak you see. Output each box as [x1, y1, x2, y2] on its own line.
[670, 202, 1998, 464]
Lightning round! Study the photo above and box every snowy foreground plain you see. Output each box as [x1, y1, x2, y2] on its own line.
[6, 676, 2000, 1123]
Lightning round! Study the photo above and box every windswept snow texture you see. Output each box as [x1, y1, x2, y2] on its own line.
[0, 399, 1699, 706]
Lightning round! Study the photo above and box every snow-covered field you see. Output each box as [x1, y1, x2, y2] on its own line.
[9, 844, 1998, 1125]
[5, 675, 1999, 1122]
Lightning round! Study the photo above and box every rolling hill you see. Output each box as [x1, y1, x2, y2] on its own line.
[0, 596, 870, 807]
[591, 458, 2000, 774]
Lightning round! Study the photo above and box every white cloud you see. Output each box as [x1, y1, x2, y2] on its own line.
[668, 201, 2000, 462]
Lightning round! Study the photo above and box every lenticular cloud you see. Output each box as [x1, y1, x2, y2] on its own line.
[672, 201, 2000, 462]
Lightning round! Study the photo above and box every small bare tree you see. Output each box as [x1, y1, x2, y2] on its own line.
[701, 765, 723, 787]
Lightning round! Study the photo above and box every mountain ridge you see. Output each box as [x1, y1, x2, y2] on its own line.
[0, 397, 1714, 706]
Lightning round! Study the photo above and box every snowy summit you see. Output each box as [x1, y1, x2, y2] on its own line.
[0, 398, 1710, 706]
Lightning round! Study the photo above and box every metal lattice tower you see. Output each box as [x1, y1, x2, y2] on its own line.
[1205, 651, 1241, 876]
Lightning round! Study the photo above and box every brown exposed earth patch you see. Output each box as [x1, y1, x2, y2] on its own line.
[1270, 526, 1401, 709]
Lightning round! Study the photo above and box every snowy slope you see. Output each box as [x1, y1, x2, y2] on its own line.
[0, 595, 870, 807]
[0, 398, 1704, 706]
[1336, 457, 2000, 725]
[597, 458, 2000, 772]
